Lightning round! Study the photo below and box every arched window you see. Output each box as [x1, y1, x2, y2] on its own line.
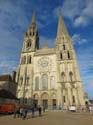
[26, 77, 29, 86]
[27, 56, 31, 64]
[21, 57, 23, 64]
[29, 32, 32, 36]
[21, 56, 26, 64]
[63, 44, 65, 50]
[61, 72, 65, 82]
[69, 72, 73, 81]
[25, 32, 28, 37]
[72, 96, 75, 103]
[35, 77, 39, 90]
[60, 52, 63, 60]
[42, 74, 48, 90]
[23, 56, 26, 64]
[26, 39, 31, 48]
[63, 96, 66, 103]
[24, 89, 28, 97]
[68, 51, 70, 59]
[20, 77, 23, 85]
[50, 76, 55, 89]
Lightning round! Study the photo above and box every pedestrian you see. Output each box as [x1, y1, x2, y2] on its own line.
[43, 106, 45, 112]
[31, 107, 35, 118]
[38, 105, 42, 116]
[14, 105, 20, 118]
[22, 107, 28, 120]
[20, 107, 24, 118]
[14, 106, 17, 118]
[17, 107, 20, 118]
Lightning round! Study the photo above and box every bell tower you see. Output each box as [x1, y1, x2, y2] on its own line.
[56, 14, 72, 61]
[22, 13, 39, 52]
[56, 13, 85, 107]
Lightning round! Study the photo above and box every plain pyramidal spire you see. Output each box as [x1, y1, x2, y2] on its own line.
[57, 12, 69, 37]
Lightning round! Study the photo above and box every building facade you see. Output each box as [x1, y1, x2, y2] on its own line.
[0, 72, 17, 104]
[16, 13, 85, 109]
[0, 71, 17, 96]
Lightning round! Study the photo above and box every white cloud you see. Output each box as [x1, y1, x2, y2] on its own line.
[53, 0, 93, 27]
[61, 0, 84, 20]
[72, 34, 87, 45]
[53, 0, 85, 19]
[74, 16, 89, 27]
[83, 0, 93, 18]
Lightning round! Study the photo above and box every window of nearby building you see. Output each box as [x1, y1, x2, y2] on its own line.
[42, 74, 48, 90]
[35, 77, 39, 90]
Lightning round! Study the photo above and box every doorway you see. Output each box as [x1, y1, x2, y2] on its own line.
[43, 99, 48, 109]
[52, 99, 56, 109]
[33, 99, 38, 108]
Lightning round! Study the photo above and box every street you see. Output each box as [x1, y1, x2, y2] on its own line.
[0, 110, 93, 125]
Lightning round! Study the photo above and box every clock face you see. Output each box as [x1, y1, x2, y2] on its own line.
[41, 60, 48, 67]
[38, 58, 49, 68]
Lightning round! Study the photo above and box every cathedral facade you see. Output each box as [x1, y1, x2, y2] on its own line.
[16, 13, 85, 109]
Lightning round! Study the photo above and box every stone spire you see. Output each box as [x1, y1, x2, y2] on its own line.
[31, 12, 36, 25]
[57, 13, 69, 37]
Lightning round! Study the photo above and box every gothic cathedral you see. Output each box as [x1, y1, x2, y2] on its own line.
[16, 13, 85, 109]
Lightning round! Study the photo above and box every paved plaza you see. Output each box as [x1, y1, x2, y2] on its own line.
[0, 111, 93, 125]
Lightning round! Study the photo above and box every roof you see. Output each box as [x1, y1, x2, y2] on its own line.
[0, 74, 12, 81]
[35, 48, 56, 56]
[0, 89, 18, 99]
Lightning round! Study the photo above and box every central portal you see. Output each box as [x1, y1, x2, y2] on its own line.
[41, 92, 49, 109]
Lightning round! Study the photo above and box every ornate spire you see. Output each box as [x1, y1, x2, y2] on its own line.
[57, 13, 69, 37]
[31, 12, 36, 25]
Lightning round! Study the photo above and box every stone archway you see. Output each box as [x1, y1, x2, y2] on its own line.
[41, 92, 49, 109]
[33, 93, 39, 108]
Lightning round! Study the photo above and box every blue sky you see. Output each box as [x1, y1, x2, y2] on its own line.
[0, 0, 93, 99]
